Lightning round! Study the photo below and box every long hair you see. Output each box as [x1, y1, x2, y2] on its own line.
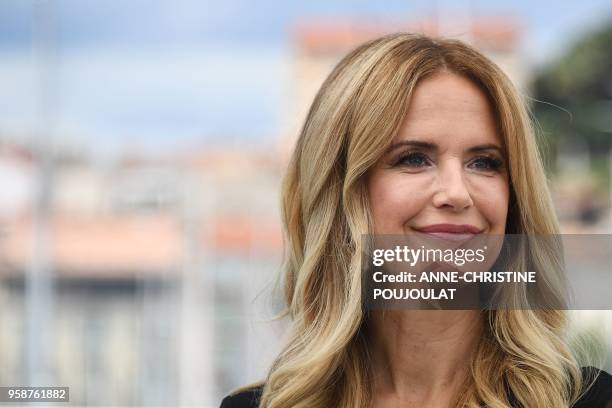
[259, 33, 584, 407]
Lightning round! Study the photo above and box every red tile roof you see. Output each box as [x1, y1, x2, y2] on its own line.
[292, 15, 519, 54]
[0, 212, 283, 279]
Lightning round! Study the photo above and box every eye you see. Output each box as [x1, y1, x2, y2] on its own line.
[468, 156, 503, 172]
[396, 151, 431, 168]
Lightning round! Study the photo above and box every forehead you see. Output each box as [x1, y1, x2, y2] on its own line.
[396, 72, 502, 147]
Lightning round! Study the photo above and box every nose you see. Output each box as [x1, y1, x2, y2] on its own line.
[432, 160, 474, 211]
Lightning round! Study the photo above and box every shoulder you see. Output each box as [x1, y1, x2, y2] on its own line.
[573, 366, 612, 408]
[220, 385, 263, 408]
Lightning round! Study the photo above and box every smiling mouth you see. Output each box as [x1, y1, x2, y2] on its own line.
[412, 223, 484, 241]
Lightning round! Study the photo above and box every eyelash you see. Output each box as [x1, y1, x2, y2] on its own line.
[394, 151, 504, 172]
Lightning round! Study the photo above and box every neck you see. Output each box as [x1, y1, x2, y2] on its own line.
[368, 310, 483, 407]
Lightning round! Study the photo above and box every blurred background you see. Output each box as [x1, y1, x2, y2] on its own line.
[0, 1, 611, 406]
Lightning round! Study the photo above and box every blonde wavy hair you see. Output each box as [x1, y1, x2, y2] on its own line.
[253, 33, 588, 407]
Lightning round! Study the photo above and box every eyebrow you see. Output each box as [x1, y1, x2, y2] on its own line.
[386, 140, 505, 155]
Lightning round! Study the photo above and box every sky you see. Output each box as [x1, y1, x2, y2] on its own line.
[0, 0, 611, 155]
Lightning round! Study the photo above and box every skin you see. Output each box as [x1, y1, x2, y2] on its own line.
[366, 72, 510, 407]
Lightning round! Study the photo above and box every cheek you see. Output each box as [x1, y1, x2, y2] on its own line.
[368, 172, 431, 233]
[469, 176, 510, 231]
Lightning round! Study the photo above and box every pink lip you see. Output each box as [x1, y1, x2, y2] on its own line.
[414, 224, 483, 234]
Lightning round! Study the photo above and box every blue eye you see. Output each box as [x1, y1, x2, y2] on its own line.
[397, 152, 430, 167]
[470, 156, 503, 171]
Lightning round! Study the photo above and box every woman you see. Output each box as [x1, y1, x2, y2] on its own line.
[221, 33, 611, 407]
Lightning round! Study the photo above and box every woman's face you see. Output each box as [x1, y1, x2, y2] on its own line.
[367, 72, 509, 238]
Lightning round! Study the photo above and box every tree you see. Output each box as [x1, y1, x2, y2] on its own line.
[531, 19, 612, 189]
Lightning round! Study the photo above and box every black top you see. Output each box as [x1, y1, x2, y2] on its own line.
[220, 367, 612, 407]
